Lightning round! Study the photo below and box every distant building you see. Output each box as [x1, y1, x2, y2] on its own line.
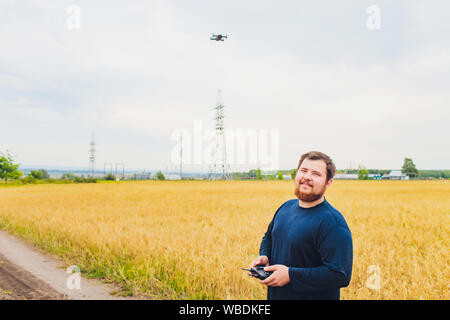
[165, 174, 181, 180]
[383, 170, 409, 180]
[133, 172, 152, 180]
[282, 174, 292, 180]
[333, 174, 358, 180]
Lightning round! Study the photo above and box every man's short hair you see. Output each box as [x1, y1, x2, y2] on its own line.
[297, 151, 336, 181]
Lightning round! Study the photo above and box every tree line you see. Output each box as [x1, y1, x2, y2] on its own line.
[0, 151, 96, 184]
[1, 150, 448, 183]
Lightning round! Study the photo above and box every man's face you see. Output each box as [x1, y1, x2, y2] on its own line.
[294, 159, 332, 202]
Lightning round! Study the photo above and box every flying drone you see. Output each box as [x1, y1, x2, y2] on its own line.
[210, 34, 228, 41]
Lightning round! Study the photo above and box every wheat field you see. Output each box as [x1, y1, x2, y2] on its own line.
[0, 180, 448, 299]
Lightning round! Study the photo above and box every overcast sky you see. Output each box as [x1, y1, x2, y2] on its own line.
[1, 0, 449, 172]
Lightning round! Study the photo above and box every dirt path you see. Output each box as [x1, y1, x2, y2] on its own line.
[0, 230, 130, 300]
[0, 253, 67, 300]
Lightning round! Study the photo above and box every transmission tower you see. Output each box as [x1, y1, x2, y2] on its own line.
[115, 163, 125, 180]
[208, 90, 231, 180]
[179, 133, 183, 179]
[104, 163, 113, 177]
[89, 132, 96, 177]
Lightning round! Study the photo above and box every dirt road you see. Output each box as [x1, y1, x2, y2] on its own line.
[0, 230, 129, 300]
[0, 253, 67, 300]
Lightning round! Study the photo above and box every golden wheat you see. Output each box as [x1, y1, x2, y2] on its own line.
[0, 180, 448, 299]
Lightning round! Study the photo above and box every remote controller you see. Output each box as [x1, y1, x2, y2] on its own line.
[241, 265, 273, 280]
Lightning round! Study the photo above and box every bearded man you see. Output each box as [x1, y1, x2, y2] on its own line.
[250, 151, 353, 300]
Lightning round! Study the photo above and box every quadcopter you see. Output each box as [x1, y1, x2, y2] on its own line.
[210, 33, 228, 41]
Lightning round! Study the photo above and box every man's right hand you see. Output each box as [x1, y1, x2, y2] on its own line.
[250, 255, 269, 268]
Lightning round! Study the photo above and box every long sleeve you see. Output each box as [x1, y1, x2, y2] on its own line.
[259, 216, 275, 260]
[288, 225, 353, 291]
[259, 202, 288, 261]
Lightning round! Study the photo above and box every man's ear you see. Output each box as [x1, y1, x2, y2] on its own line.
[325, 178, 333, 189]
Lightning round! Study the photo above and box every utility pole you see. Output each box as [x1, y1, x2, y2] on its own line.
[208, 89, 231, 180]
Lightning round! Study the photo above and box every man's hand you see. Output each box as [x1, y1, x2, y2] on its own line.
[250, 255, 269, 268]
[260, 265, 290, 287]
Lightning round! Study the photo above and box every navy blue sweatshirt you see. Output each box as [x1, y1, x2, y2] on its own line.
[259, 198, 353, 300]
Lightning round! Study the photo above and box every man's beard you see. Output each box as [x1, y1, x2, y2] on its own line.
[294, 180, 326, 202]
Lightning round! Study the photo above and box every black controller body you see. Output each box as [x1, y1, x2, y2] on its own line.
[241, 265, 273, 280]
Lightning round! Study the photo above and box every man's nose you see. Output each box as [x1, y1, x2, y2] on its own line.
[303, 171, 312, 180]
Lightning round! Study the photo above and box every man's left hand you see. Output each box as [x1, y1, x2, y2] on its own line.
[260, 265, 290, 287]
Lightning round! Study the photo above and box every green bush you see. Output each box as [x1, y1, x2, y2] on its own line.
[156, 171, 165, 180]
[61, 172, 77, 180]
[21, 176, 37, 184]
[74, 177, 97, 183]
[104, 173, 116, 181]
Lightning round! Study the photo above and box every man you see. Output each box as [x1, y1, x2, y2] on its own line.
[250, 151, 353, 300]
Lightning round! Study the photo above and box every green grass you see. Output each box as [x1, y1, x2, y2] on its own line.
[0, 216, 212, 299]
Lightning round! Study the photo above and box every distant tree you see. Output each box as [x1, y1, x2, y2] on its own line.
[29, 170, 43, 179]
[248, 169, 256, 178]
[11, 170, 23, 181]
[39, 169, 50, 179]
[0, 151, 22, 183]
[418, 170, 450, 179]
[277, 171, 283, 180]
[247, 168, 263, 179]
[104, 173, 115, 181]
[256, 168, 263, 180]
[74, 176, 96, 183]
[61, 172, 77, 180]
[291, 169, 297, 179]
[358, 165, 369, 180]
[156, 170, 165, 180]
[401, 158, 418, 178]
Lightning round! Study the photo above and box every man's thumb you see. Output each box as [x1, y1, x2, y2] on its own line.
[264, 265, 277, 271]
